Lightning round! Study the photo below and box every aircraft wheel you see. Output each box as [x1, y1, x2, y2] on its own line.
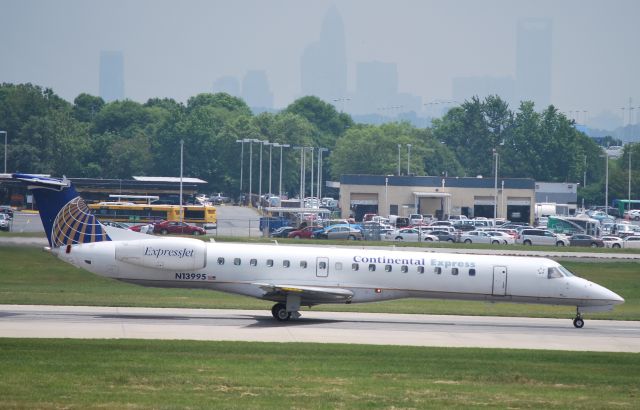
[271, 303, 290, 321]
[573, 317, 584, 328]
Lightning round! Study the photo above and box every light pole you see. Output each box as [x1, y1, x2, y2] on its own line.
[235, 139, 245, 193]
[601, 151, 610, 216]
[583, 154, 587, 188]
[406, 144, 412, 175]
[493, 148, 499, 219]
[247, 139, 260, 206]
[310, 147, 314, 200]
[179, 139, 184, 222]
[1, 131, 7, 174]
[629, 143, 634, 211]
[318, 148, 328, 200]
[258, 140, 269, 208]
[294, 147, 304, 207]
[397, 144, 401, 175]
[274, 143, 290, 198]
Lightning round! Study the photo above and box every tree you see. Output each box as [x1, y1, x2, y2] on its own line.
[72, 93, 104, 122]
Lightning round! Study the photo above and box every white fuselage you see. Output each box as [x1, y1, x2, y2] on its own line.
[57, 238, 624, 310]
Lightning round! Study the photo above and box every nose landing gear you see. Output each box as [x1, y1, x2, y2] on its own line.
[573, 308, 584, 328]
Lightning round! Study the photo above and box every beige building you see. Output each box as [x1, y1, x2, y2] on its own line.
[339, 175, 536, 223]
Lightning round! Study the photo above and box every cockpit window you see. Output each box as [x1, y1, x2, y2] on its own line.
[557, 265, 575, 277]
[547, 267, 563, 279]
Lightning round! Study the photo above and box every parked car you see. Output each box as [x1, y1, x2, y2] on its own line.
[482, 230, 516, 244]
[153, 220, 206, 235]
[517, 229, 569, 246]
[270, 226, 296, 238]
[601, 236, 624, 249]
[459, 230, 509, 245]
[0, 205, 14, 218]
[569, 234, 605, 248]
[0, 213, 11, 231]
[624, 210, 640, 221]
[384, 228, 438, 242]
[288, 225, 323, 239]
[128, 223, 155, 234]
[408, 214, 424, 225]
[315, 225, 363, 240]
[428, 229, 458, 243]
[623, 236, 640, 249]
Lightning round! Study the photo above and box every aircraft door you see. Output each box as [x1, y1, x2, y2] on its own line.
[316, 257, 329, 278]
[492, 266, 507, 296]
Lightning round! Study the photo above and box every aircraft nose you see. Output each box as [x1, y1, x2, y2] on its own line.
[591, 282, 624, 305]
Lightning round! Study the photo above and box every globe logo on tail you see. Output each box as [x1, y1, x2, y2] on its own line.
[51, 197, 111, 247]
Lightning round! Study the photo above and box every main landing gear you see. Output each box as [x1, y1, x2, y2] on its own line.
[271, 302, 301, 322]
[573, 308, 585, 328]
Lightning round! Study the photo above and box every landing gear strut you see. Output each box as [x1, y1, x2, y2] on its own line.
[573, 308, 584, 328]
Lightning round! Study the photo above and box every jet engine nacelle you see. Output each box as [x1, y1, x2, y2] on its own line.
[115, 238, 207, 270]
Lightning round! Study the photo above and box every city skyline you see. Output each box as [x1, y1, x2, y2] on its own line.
[1, 0, 639, 128]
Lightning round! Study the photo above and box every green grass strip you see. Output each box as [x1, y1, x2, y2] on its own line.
[0, 339, 638, 409]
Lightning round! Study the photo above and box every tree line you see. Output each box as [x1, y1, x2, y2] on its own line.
[1, 83, 637, 205]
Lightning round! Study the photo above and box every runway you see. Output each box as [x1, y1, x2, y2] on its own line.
[1, 305, 639, 352]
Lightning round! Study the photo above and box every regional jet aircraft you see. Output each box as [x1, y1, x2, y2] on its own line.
[14, 173, 624, 328]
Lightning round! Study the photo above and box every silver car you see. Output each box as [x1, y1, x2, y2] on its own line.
[517, 229, 569, 246]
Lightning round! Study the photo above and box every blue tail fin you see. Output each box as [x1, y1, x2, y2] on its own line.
[13, 173, 111, 248]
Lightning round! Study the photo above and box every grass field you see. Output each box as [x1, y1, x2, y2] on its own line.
[0, 245, 638, 320]
[0, 339, 638, 409]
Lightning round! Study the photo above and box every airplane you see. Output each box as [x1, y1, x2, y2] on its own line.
[13, 173, 624, 328]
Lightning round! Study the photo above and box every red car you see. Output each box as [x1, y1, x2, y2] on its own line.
[287, 225, 322, 239]
[153, 220, 206, 236]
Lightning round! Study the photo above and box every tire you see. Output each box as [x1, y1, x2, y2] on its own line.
[492, 240, 500, 245]
[573, 317, 584, 328]
[556, 241, 565, 247]
[523, 240, 532, 246]
[447, 238, 454, 243]
[425, 237, 433, 242]
[193, 230, 201, 236]
[293, 235, 301, 239]
[635, 216, 640, 221]
[348, 235, 356, 240]
[160, 229, 168, 235]
[464, 239, 472, 244]
[613, 243, 621, 249]
[395, 236, 403, 241]
[271, 303, 290, 322]
[590, 242, 598, 248]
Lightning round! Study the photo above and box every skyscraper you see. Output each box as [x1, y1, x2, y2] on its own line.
[99, 51, 124, 102]
[516, 18, 552, 109]
[300, 6, 347, 103]
[242, 70, 273, 110]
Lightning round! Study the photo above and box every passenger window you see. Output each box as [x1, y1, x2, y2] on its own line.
[283, 260, 290, 268]
[469, 268, 476, 276]
[335, 262, 343, 270]
[300, 261, 307, 268]
[234, 258, 241, 266]
[434, 267, 442, 275]
[217, 257, 225, 265]
[250, 259, 257, 266]
[452, 268, 459, 276]
[266, 259, 273, 267]
[385, 265, 392, 272]
[417, 266, 425, 274]
[368, 264, 376, 272]
[401, 265, 408, 273]
[319, 261, 327, 269]
[352, 263, 359, 271]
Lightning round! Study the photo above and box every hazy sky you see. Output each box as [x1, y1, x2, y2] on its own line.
[1, 0, 639, 122]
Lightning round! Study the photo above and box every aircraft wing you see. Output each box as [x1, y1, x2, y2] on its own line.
[255, 283, 354, 304]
